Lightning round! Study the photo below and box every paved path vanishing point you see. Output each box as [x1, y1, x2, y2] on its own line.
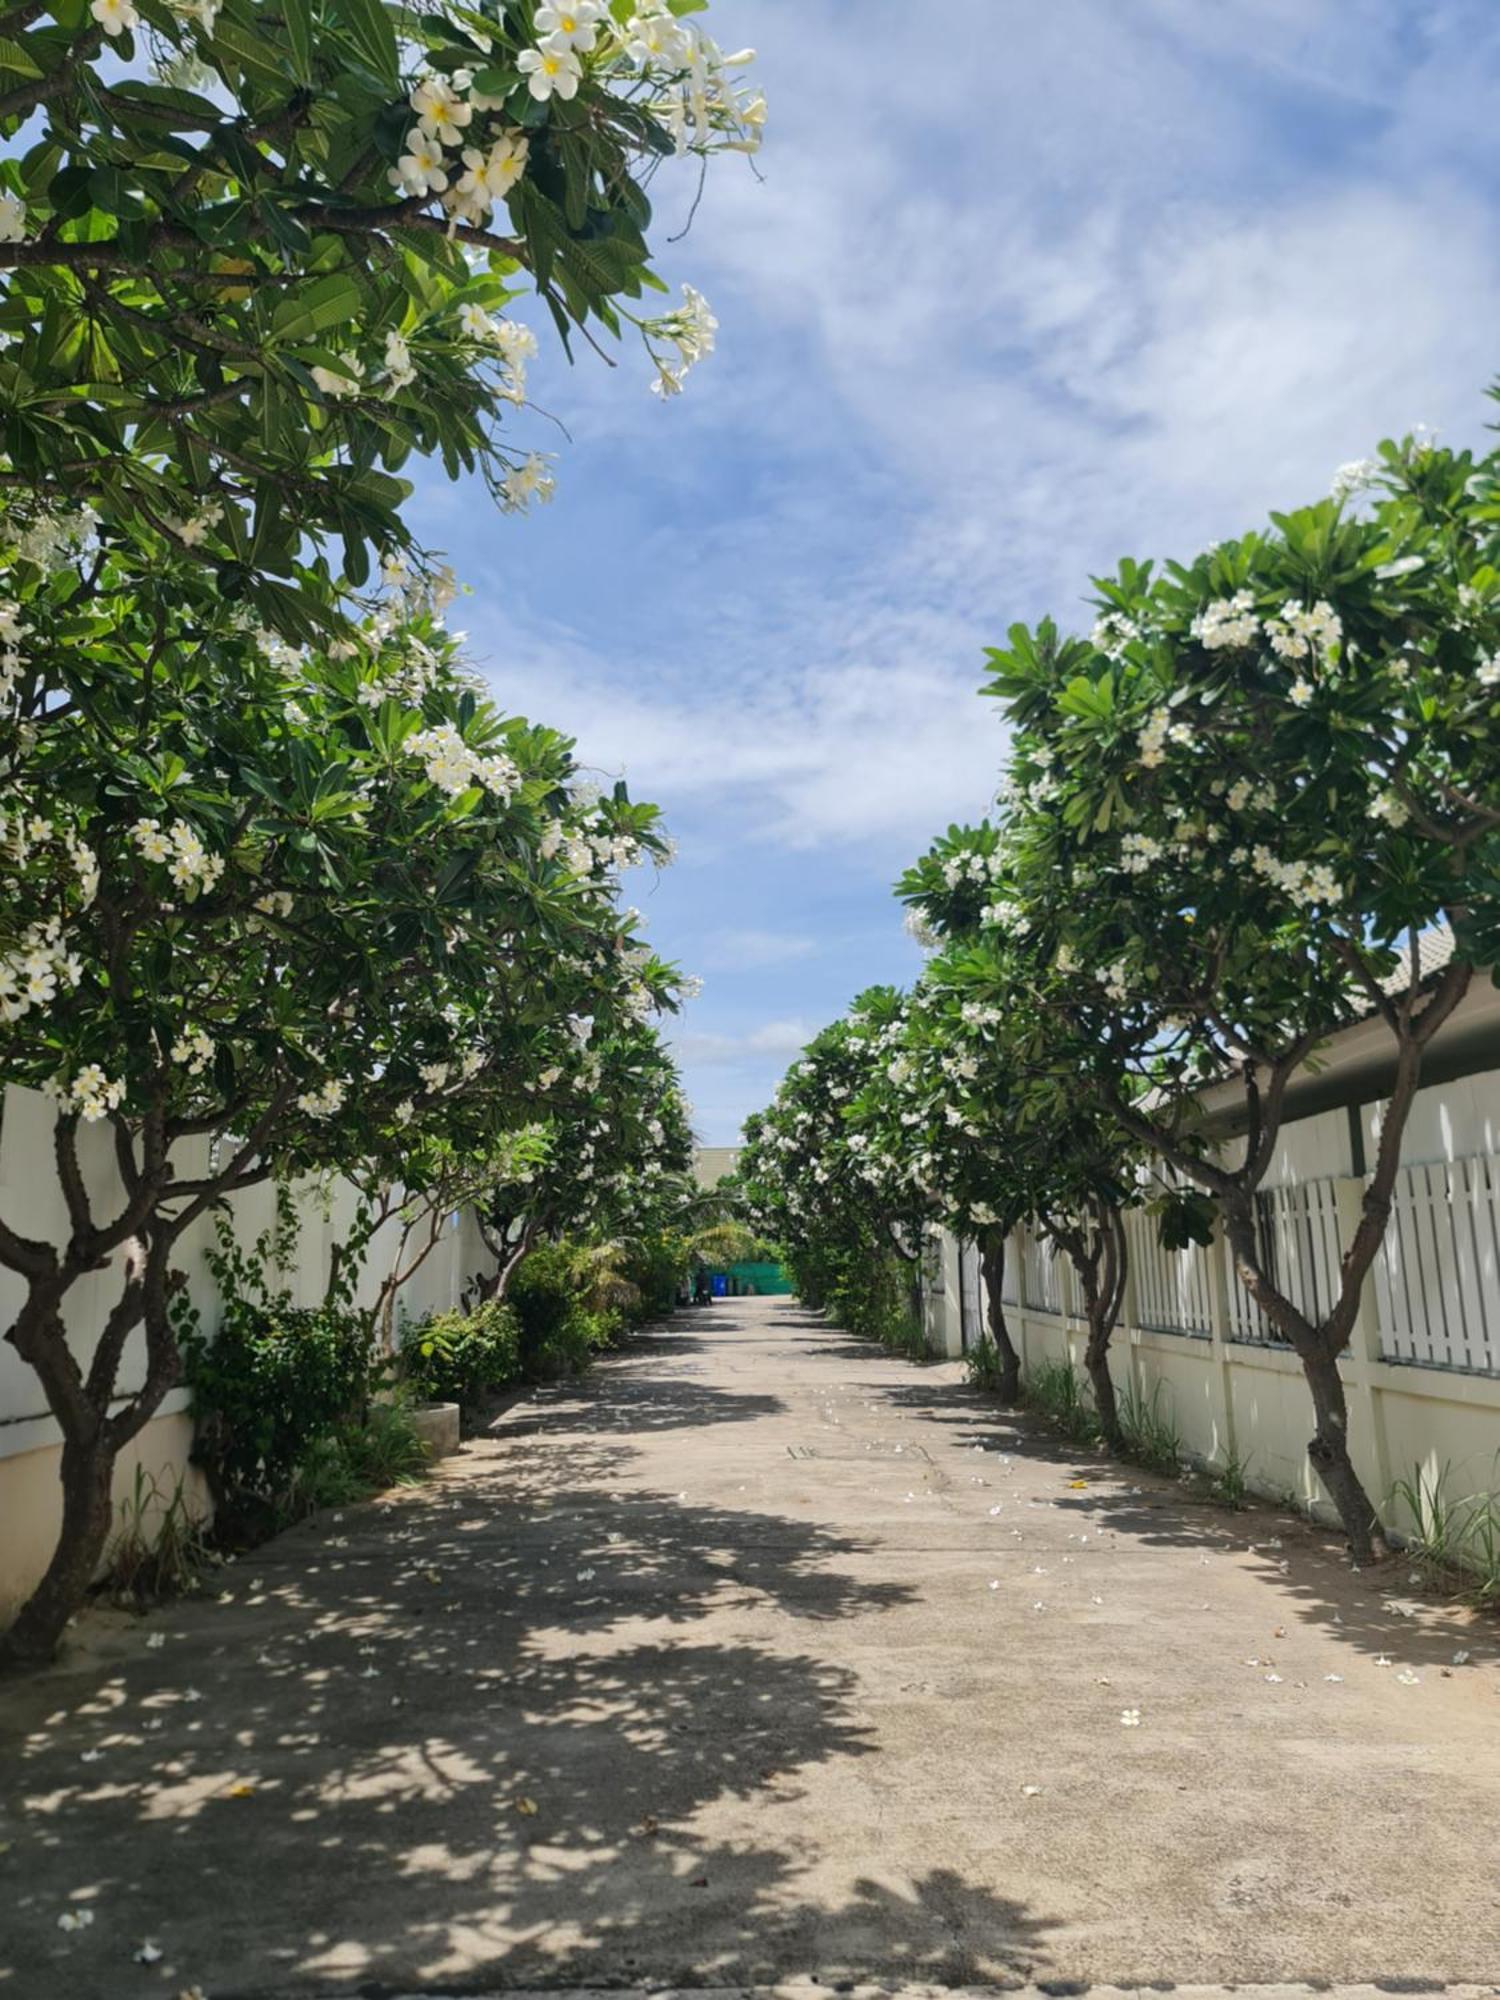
[4, 1295, 1500, 1999]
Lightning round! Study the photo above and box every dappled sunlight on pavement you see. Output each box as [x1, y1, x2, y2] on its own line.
[3, 1297, 1499, 1995]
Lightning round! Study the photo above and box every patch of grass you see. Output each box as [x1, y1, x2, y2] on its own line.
[1389, 1460, 1500, 1602]
[284, 1398, 431, 1521]
[1026, 1358, 1099, 1445]
[1209, 1446, 1252, 1510]
[100, 1465, 216, 1607]
[965, 1335, 1013, 1394]
[1117, 1381, 1183, 1477]
[881, 1313, 932, 1365]
[1390, 1461, 1466, 1582]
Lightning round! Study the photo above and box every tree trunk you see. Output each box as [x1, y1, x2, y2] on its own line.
[1, 1422, 117, 1665]
[1302, 1339, 1385, 1566]
[1221, 1194, 1387, 1562]
[977, 1227, 1021, 1401]
[1083, 1318, 1121, 1445]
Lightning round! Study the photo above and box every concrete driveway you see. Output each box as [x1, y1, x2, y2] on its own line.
[4, 1296, 1500, 1997]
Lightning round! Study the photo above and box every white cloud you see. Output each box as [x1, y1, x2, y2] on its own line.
[672, 1018, 816, 1068]
[702, 928, 819, 969]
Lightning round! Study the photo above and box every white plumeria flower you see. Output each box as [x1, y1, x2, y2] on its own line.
[57, 1908, 96, 1931]
[535, 1, 602, 50]
[382, 329, 416, 392]
[0, 190, 26, 243]
[411, 73, 472, 147]
[1119, 1707, 1141, 1726]
[518, 37, 583, 101]
[390, 127, 449, 196]
[501, 452, 556, 510]
[311, 354, 365, 400]
[91, 0, 138, 32]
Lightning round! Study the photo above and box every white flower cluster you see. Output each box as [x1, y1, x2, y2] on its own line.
[0, 598, 28, 708]
[1265, 598, 1341, 665]
[500, 453, 556, 512]
[625, 2, 764, 155]
[0, 917, 82, 1023]
[408, 724, 520, 800]
[646, 285, 718, 399]
[458, 308, 538, 403]
[539, 815, 641, 879]
[903, 905, 938, 950]
[1331, 457, 1382, 501]
[1191, 590, 1259, 652]
[1119, 831, 1164, 875]
[1095, 957, 1131, 1003]
[1368, 791, 1410, 828]
[1136, 706, 1191, 768]
[0, 190, 25, 245]
[1090, 611, 1138, 659]
[54, 1064, 125, 1122]
[960, 1000, 1003, 1030]
[1224, 776, 1275, 813]
[1248, 845, 1342, 909]
[1478, 653, 1500, 689]
[298, 1078, 346, 1119]
[981, 895, 1031, 935]
[171, 1027, 214, 1076]
[389, 68, 531, 225]
[940, 847, 1005, 890]
[130, 817, 226, 895]
[11, 503, 99, 571]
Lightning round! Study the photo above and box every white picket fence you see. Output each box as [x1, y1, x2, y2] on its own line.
[940, 1135, 1500, 1533]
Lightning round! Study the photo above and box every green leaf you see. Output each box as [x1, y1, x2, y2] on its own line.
[334, 0, 399, 87]
[0, 34, 44, 79]
[270, 274, 364, 344]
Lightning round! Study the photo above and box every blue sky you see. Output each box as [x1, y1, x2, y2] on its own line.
[409, 0, 1500, 1144]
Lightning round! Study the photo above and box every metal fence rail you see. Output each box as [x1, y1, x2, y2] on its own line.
[1376, 1154, 1500, 1375]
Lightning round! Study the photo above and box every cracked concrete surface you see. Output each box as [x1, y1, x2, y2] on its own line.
[4, 1297, 1500, 1997]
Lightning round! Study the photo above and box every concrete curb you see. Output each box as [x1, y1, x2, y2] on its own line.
[364, 1986, 1500, 2000]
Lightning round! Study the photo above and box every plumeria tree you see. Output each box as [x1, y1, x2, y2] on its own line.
[0, 0, 760, 630]
[947, 426, 1500, 1559]
[468, 1017, 694, 1294]
[0, 522, 684, 1661]
[739, 994, 932, 1341]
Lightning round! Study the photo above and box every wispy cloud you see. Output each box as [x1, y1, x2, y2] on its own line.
[424, 0, 1500, 1139]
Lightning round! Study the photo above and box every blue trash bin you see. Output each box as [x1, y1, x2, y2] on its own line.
[711, 1274, 728, 1297]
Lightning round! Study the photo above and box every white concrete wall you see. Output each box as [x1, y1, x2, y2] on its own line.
[921, 1065, 1500, 1539]
[0, 1083, 498, 1620]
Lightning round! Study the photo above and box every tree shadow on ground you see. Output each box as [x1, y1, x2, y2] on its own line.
[870, 1374, 1498, 1671]
[0, 1422, 1049, 1999]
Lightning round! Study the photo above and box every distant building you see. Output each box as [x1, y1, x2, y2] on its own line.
[693, 1146, 742, 1190]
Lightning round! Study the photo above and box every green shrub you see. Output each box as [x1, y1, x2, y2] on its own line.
[184, 1300, 374, 1534]
[622, 1230, 689, 1323]
[792, 1240, 928, 1360]
[402, 1301, 521, 1409]
[509, 1240, 601, 1381]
